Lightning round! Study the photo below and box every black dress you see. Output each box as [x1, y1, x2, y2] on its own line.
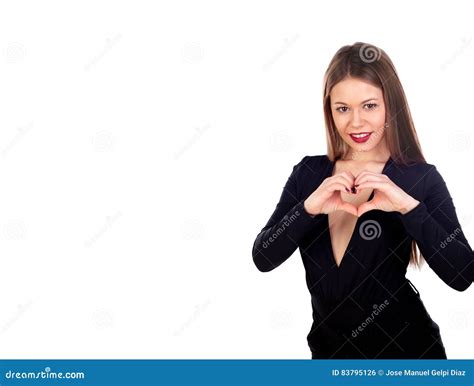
[252, 155, 473, 359]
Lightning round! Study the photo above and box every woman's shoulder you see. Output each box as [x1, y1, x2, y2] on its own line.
[391, 158, 440, 177]
[292, 154, 330, 176]
[390, 158, 446, 192]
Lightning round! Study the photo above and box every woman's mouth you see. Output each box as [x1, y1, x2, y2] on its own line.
[349, 132, 372, 143]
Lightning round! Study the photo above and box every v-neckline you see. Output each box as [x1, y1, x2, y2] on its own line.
[325, 155, 393, 270]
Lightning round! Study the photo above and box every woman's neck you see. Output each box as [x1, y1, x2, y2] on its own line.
[343, 148, 390, 163]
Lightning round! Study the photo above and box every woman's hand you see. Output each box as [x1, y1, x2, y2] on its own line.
[304, 171, 358, 217]
[354, 171, 420, 216]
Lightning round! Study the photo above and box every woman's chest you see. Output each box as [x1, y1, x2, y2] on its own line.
[328, 189, 373, 267]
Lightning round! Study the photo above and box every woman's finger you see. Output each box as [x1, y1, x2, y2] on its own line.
[339, 201, 358, 217]
[332, 172, 356, 190]
[354, 173, 386, 186]
[355, 180, 389, 192]
[327, 181, 353, 194]
[357, 201, 379, 217]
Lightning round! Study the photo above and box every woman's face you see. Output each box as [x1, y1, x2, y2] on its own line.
[329, 77, 387, 158]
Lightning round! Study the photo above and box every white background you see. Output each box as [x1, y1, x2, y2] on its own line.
[0, 0, 472, 359]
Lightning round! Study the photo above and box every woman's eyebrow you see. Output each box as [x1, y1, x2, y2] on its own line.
[333, 98, 379, 105]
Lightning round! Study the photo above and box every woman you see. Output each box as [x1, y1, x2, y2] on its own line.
[252, 42, 473, 359]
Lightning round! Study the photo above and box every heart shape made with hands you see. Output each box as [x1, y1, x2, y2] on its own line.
[327, 169, 418, 218]
[335, 180, 383, 218]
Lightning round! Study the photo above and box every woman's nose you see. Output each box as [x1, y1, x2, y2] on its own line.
[351, 110, 363, 127]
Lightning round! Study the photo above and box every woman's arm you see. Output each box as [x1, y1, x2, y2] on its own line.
[252, 156, 324, 272]
[399, 165, 474, 291]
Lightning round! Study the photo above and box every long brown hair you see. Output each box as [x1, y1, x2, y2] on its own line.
[322, 42, 425, 268]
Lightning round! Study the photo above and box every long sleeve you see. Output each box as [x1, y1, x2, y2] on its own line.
[252, 156, 325, 272]
[398, 164, 474, 291]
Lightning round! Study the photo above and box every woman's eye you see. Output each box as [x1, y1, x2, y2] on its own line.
[364, 103, 378, 110]
[335, 104, 377, 113]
